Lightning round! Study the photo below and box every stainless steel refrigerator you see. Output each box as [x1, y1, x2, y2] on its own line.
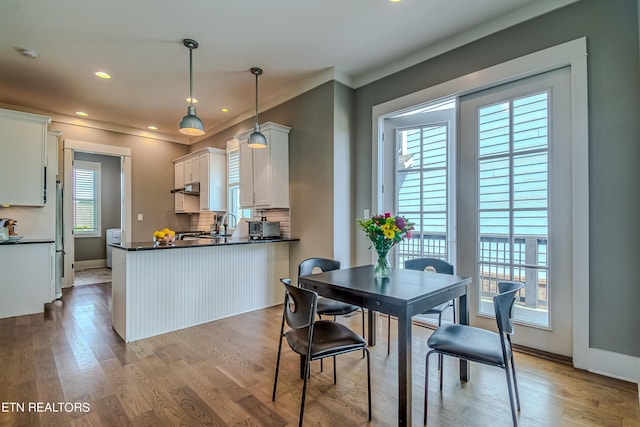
[55, 180, 64, 299]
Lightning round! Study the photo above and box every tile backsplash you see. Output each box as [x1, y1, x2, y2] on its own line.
[189, 209, 290, 238]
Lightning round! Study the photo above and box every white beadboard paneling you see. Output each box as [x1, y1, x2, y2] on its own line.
[112, 243, 289, 342]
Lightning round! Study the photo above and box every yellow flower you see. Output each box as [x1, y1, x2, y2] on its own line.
[384, 228, 395, 239]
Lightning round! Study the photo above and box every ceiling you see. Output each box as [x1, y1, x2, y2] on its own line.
[0, 0, 574, 144]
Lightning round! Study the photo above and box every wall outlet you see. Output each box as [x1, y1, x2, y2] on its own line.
[364, 209, 370, 218]
[137, 213, 143, 221]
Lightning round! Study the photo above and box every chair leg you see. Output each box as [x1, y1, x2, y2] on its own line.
[333, 355, 337, 384]
[299, 354, 312, 427]
[272, 335, 284, 401]
[510, 355, 521, 411]
[503, 364, 519, 427]
[437, 312, 444, 372]
[452, 299, 456, 324]
[439, 354, 444, 391]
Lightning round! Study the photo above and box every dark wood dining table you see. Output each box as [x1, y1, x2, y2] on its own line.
[299, 264, 471, 427]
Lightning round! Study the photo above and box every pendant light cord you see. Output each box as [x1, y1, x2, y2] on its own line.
[189, 46, 194, 107]
[254, 71, 260, 124]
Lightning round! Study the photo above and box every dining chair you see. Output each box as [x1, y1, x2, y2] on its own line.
[387, 257, 456, 355]
[423, 280, 525, 426]
[273, 278, 371, 426]
[298, 258, 366, 362]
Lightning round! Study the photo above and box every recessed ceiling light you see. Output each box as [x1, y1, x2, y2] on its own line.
[186, 97, 198, 104]
[147, 125, 158, 130]
[221, 108, 229, 113]
[75, 111, 89, 117]
[389, 0, 401, 2]
[94, 71, 111, 79]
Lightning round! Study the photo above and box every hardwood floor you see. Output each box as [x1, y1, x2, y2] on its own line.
[0, 283, 638, 426]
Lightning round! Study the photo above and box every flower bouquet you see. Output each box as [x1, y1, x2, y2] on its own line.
[357, 213, 414, 277]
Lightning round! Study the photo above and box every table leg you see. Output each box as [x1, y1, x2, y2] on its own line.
[459, 292, 470, 381]
[397, 311, 412, 426]
[367, 310, 377, 346]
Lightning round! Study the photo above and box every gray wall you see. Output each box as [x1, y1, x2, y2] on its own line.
[51, 123, 192, 241]
[353, 0, 640, 357]
[73, 152, 121, 262]
[192, 81, 341, 279]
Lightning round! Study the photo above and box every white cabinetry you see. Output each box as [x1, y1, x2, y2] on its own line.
[199, 149, 226, 211]
[184, 156, 200, 184]
[0, 108, 51, 206]
[237, 122, 290, 209]
[173, 147, 226, 213]
[174, 160, 198, 213]
[0, 243, 54, 319]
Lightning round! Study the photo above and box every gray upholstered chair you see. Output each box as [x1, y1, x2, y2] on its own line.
[298, 258, 365, 343]
[424, 281, 525, 426]
[272, 278, 371, 427]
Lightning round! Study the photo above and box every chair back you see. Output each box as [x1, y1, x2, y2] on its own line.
[280, 278, 318, 330]
[493, 281, 525, 336]
[405, 257, 454, 275]
[298, 258, 341, 277]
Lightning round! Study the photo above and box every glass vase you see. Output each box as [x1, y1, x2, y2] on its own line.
[374, 248, 391, 278]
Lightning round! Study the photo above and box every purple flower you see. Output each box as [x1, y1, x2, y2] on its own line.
[395, 216, 406, 230]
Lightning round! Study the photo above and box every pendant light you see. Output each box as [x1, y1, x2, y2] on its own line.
[179, 39, 205, 136]
[247, 67, 267, 148]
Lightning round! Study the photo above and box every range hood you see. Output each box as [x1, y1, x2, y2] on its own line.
[170, 183, 200, 195]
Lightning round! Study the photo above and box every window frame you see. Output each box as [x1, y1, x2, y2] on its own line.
[73, 159, 101, 238]
[226, 139, 251, 220]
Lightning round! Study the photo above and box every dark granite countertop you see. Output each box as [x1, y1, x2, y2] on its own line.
[110, 237, 298, 251]
[0, 238, 55, 245]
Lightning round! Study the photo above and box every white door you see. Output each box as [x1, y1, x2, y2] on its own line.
[382, 104, 456, 269]
[458, 67, 573, 356]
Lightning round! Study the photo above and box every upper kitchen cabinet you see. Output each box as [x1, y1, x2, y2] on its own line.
[173, 147, 225, 213]
[184, 155, 200, 184]
[198, 148, 225, 211]
[237, 122, 291, 209]
[0, 108, 51, 206]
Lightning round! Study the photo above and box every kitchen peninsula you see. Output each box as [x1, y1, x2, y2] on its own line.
[110, 237, 297, 342]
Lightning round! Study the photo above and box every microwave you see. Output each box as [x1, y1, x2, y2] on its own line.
[247, 221, 280, 239]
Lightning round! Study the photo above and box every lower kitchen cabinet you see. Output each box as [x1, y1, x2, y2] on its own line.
[0, 242, 54, 319]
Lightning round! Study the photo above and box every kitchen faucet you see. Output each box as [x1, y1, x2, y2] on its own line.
[220, 213, 237, 235]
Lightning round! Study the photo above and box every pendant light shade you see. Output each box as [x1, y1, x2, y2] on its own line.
[179, 39, 205, 136]
[247, 67, 267, 148]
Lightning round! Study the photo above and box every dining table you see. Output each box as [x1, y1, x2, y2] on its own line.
[298, 264, 471, 427]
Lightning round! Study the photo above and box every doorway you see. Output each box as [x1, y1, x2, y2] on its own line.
[372, 38, 588, 361]
[458, 67, 573, 356]
[62, 139, 131, 288]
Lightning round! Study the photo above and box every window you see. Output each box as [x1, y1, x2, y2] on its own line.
[475, 90, 550, 327]
[73, 160, 101, 237]
[226, 141, 251, 219]
[396, 123, 449, 266]
[385, 100, 456, 268]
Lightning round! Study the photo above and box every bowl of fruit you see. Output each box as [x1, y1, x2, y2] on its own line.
[153, 228, 176, 246]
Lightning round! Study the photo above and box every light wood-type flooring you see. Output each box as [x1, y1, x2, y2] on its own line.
[0, 282, 638, 426]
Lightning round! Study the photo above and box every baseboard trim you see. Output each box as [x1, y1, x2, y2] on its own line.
[75, 259, 107, 271]
[511, 343, 573, 366]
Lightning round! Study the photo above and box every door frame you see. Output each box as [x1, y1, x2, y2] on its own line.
[62, 139, 131, 287]
[372, 37, 638, 383]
